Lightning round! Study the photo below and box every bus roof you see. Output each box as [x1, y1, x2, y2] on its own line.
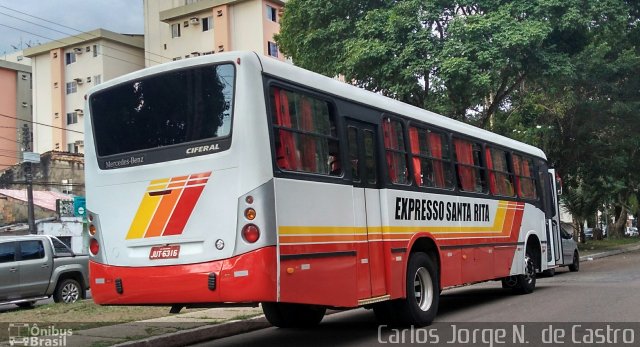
[258, 54, 547, 161]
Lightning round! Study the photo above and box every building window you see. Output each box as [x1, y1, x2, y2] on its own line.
[94, 75, 102, 85]
[67, 112, 78, 125]
[93, 44, 100, 57]
[66, 81, 77, 94]
[268, 41, 279, 57]
[270, 86, 339, 175]
[65, 52, 76, 65]
[171, 23, 181, 38]
[202, 16, 213, 31]
[266, 5, 278, 22]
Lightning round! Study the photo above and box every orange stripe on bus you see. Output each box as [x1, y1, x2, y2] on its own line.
[144, 188, 183, 238]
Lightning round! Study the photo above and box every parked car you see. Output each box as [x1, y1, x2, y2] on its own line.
[584, 227, 593, 240]
[0, 235, 89, 308]
[625, 227, 639, 237]
[545, 227, 580, 276]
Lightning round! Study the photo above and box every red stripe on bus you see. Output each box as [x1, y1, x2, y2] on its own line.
[162, 185, 205, 236]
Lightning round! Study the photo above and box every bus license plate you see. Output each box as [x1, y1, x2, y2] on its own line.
[149, 245, 180, 260]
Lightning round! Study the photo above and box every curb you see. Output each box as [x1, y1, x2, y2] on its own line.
[580, 244, 640, 262]
[115, 315, 271, 347]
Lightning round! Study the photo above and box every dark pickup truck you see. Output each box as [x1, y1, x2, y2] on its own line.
[0, 235, 89, 308]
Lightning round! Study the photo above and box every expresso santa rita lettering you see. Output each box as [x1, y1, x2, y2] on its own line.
[394, 197, 490, 222]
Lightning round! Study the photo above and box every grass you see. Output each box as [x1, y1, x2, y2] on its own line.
[578, 237, 640, 255]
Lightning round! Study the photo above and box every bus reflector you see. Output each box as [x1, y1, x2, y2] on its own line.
[242, 224, 260, 243]
[245, 195, 254, 204]
[90, 238, 99, 255]
[244, 208, 256, 220]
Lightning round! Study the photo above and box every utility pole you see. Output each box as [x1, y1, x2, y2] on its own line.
[21, 124, 37, 234]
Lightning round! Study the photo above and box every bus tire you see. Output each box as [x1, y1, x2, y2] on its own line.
[394, 252, 439, 326]
[261, 302, 326, 328]
[569, 251, 580, 272]
[542, 268, 555, 277]
[514, 247, 537, 294]
[501, 276, 518, 289]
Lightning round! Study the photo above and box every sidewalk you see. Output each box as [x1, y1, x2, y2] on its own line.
[579, 240, 640, 262]
[3, 242, 639, 347]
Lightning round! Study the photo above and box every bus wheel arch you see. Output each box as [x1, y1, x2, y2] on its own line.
[398, 235, 441, 326]
[512, 234, 541, 294]
[407, 234, 441, 292]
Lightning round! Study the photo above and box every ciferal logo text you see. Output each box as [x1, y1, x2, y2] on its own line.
[186, 143, 219, 155]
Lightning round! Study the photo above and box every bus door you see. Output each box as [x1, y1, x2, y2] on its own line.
[346, 119, 387, 299]
[546, 169, 562, 268]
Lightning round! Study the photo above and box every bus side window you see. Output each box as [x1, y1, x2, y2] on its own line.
[513, 154, 538, 199]
[271, 86, 339, 176]
[382, 117, 409, 185]
[408, 125, 453, 189]
[486, 147, 515, 196]
[453, 138, 487, 193]
[272, 88, 298, 170]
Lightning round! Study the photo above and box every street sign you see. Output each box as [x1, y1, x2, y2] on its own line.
[22, 152, 40, 163]
[74, 196, 86, 217]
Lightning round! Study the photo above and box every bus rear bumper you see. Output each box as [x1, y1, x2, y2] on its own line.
[90, 246, 277, 305]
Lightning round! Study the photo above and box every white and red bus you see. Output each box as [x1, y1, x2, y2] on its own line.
[85, 51, 564, 327]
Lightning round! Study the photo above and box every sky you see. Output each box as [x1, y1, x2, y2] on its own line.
[0, 0, 144, 55]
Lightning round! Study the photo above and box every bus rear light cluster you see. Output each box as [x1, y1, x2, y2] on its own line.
[89, 224, 97, 236]
[90, 238, 100, 255]
[242, 224, 260, 243]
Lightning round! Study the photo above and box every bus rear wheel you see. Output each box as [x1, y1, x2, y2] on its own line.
[262, 302, 326, 328]
[513, 248, 537, 294]
[393, 252, 439, 326]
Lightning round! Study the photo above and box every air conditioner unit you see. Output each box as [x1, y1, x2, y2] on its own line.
[75, 140, 84, 146]
[74, 77, 83, 85]
[73, 47, 83, 54]
[190, 17, 200, 25]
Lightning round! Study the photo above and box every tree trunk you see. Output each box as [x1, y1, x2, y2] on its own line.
[611, 205, 627, 239]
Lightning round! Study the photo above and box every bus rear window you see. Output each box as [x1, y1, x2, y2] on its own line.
[90, 63, 235, 157]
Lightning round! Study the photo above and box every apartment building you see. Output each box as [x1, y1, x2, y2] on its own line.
[0, 59, 32, 170]
[23, 29, 144, 154]
[144, 0, 285, 67]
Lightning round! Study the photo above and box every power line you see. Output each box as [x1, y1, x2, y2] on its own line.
[2, 181, 84, 187]
[0, 22, 146, 68]
[0, 112, 83, 134]
[0, 5, 170, 64]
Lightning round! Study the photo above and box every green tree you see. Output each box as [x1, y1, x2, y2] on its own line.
[277, 0, 587, 127]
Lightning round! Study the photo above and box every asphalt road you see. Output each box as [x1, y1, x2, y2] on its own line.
[194, 250, 640, 347]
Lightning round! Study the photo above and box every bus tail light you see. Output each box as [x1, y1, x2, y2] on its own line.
[90, 238, 100, 255]
[89, 224, 97, 236]
[244, 208, 256, 220]
[242, 224, 260, 243]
